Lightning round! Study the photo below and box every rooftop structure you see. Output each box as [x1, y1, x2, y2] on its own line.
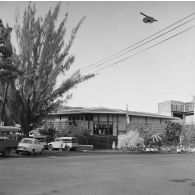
[158, 100, 194, 124]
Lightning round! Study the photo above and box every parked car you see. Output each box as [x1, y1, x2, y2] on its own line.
[29, 130, 48, 150]
[47, 137, 78, 151]
[17, 138, 44, 155]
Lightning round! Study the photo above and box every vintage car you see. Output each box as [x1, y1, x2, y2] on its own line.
[47, 137, 78, 151]
[17, 138, 44, 155]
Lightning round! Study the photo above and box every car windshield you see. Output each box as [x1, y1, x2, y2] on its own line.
[21, 139, 33, 144]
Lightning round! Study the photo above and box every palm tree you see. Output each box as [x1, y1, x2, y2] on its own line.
[147, 133, 163, 148]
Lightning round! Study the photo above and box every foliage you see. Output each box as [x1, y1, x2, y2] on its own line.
[39, 127, 56, 142]
[11, 2, 94, 135]
[145, 133, 163, 147]
[55, 126, 91, 138]
[164, 121, 182, 146]
[0, 20, 23, 123]
[180, 124, 195, 145]
[117, 130, 145, 149]
[126, 123, 153, 140]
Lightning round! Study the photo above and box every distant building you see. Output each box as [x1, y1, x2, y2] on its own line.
[44, 107, 178, 136]
[158, 100, 194, 124]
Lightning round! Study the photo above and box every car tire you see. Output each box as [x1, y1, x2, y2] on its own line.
[2, 148, 10, 157]
[64, 146, 70, 151]
[48, 145, 53, 151]
[40, 148, 44, 154]
[9, 148, 16, 156]
[31, 149, 35, 155]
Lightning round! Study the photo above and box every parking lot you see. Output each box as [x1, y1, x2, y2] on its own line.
[1, 151, 195, 195]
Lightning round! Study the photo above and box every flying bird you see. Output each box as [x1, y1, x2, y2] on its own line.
[140, 12, 157, 23]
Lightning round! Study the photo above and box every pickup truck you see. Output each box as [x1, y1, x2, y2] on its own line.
[0, 137, 19, 156]
[0, 126, 20, 157]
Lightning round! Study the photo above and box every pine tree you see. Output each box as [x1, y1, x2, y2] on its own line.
[0, 19, 22, 125]
[13, 2, 94, 135]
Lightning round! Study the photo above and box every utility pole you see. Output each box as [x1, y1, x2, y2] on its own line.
[126, 104, 129, 131]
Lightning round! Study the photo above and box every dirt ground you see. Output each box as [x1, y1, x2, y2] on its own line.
[1, 151, 195, 195]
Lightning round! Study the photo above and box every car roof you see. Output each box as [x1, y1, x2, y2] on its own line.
[55, 137, 76, 139]
[22, 138, 37, 141]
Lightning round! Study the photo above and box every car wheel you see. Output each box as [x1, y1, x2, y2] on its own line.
[2, 148, 10, 157]
[64, 146, 70, 151]
[40, 148, 44, 154]
[9, 148, 17, 156]
[48, 145, 53, 151]
[31, 149, 35, 155]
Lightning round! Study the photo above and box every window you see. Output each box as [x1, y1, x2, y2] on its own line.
[85, 115, 93, 121]
[173, 113, 183, 119]
[21, 139, 33, 144]
[93, 123, 113, 136]
[34, 140, 38, 144]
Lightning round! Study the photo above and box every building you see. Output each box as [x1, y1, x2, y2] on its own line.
[44, 107, 178, 136]
[158, 100, 194, 124]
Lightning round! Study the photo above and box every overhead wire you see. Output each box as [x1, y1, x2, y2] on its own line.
[22, 24, 195, 90]
[91, 26, 195, 74]
[81, 18, 195, 73]
[18, 12, 195, 78]
[80, 12, 195, 72]
[15, 13, 195, 90]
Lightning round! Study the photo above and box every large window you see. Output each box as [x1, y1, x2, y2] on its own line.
[93, 123, 113, 136]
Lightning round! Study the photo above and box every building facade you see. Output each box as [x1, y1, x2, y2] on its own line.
[158, 100, 194, 124]
[44, 107, 178, 136]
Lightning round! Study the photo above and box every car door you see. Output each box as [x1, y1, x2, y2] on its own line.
[34, 139, 41, 152]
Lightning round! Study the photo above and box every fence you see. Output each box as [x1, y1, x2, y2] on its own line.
[78, 135, 118, 150]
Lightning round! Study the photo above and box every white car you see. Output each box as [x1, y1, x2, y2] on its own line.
[17, 138, 44, 155]
[48, 137, 78, 151]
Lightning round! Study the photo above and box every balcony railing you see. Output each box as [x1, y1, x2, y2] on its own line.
[184, 102, 194, 112]
[171, 104, 184, 112]
[171, 102, 194, 113]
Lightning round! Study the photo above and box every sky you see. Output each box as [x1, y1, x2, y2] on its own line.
[0, 1, 195, 113]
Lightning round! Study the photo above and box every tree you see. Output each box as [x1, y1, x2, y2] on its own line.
[164, 121, 182, 145]
[180, 124, 195, 146]
[117, 130, 145, 149]
[0, 19, 23, 124]
[13, 2, 94, 135]
[146, 133, 163, 147]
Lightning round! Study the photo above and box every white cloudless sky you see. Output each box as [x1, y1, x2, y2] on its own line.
[1, 1, 195, 113]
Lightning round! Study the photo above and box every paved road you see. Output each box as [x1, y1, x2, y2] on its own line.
[1, 151, 195, 195]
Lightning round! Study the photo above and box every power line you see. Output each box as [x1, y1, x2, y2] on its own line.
[81, 12, 195, 71]
[91, 26, 195, 74]
[18, 12, 195, 78]
[20, 25, 195, 90]
[81, 18, 195, 73]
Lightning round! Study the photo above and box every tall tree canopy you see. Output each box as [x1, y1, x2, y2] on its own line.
[13, 2, 94, 135]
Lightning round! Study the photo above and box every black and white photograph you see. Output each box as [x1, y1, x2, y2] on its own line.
[1, 1, 195, 195]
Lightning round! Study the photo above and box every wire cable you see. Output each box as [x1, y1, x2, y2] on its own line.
[20, 25, 195, 90]
[81, 18, 195, 73]
[81, 12, 195, 71]
[18, 12, 195, 78]
[91, 26, 195, 74]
